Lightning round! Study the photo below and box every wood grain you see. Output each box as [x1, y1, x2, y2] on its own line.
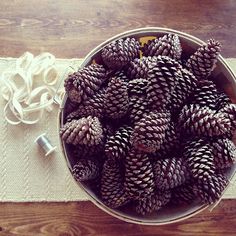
[0, 0, 236, 58]
[0, 1, 236, 235]
[0, 200, 235, 236]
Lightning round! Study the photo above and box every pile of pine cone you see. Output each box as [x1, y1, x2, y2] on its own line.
[60, 34, 236, 216]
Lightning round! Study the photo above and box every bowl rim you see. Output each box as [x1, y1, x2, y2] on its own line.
[58, 27, 236, 225]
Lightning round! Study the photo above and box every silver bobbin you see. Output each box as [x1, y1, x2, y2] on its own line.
[34, 133, 57, 156]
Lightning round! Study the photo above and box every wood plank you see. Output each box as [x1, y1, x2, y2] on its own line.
[0, 0, 235, 58]
[0, 200, 235, 236]
[0, 1, 236, 235]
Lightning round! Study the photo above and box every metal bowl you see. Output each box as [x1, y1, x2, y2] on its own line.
[58, 27, 236, 225]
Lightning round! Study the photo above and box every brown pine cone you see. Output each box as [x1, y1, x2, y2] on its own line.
[216, 92, 231, 111]
[64, 64, 107, 103]
[212, 138, 236, 169]
[65, 109, 81, 123]
[135, 191, 171, 215]
[66, 89, 106, 122]
[147, 56, 181, 109]
[126, 56, 156, 80]
[187, 144, 215, 180]
[105, 77, 129, 119]
[193, 174, 228, 204]
[128, 96, 150, 125]
[128, 78, 148, 97]
[101, 37, 140, 69]
[105, 125, 133, 160]
[113, 70, 129, 82]
[131, 111, 170, 153]
[191, 80, 218, 109]
[101, 159, 129, 208]
[154, 122, 181, 158]
[221, 104, 236, 130]
[169, 90, 185, 115]
[142, 34, 182, 60]
[171, 182, 195, 204]
[72, 159, 99, 181]
[186, 39, 221, 80]
[153, 157, 190, 190]
[178, 104, 231, 137]
[169, 68, 198, 113]
[125, 149, 155, 199]
[179, 68, 198, 94]
[183, 138, 209, 159]
[60, 116, 104, 146]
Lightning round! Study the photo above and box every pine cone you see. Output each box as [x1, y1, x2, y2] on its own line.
[212, 138, 236, 169]
[147, 56, 181, 109]
[221, 104, 236, 130]
[105, 77, 129, 119]
[128, 78, 148, 97]
[101, 159, 129, 208]
[126, 56, 154, 80]
[193, 174, 228, 204]
[187, 144, 215, 180]
[125, 149, 155, 199]
[186, 39, 221, 80]
[169, 68, 198, 113]
[135, 191, 171, 215]
[128, 96, 149, 124]
[101, 37, 140, 69]
[153, 157, 190, 190]
[191, 80, 218, 109]
[72, 159, 99, 181]
[183, 138, 209, 159]
[169, 90, 185, 116]
[216, 92, 231, 110]
[105, 125, 133, 160]
[154, 122, 181, 158]
[113, 70, 129, 82]
[65, 109, 80, 123]
[142, 34, 182, 60]
[64, 64, 107, 103]
[66, 89, 105, 122]
[178, 104, 231, 137]
[60, 116, 104, 146]
[171, 182, 195, 204]
[131, 111, 170, 153]
[179, 68, 198, 95]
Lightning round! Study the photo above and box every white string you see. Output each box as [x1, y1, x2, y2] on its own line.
[0, 52, 65, 125]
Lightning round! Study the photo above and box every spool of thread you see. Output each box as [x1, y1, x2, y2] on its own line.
[34, 133, 57, 156]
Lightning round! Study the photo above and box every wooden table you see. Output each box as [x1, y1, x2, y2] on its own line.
[0, 0, 236, 235]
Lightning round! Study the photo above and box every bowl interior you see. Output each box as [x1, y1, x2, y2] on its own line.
[59, 28, 236, 225]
